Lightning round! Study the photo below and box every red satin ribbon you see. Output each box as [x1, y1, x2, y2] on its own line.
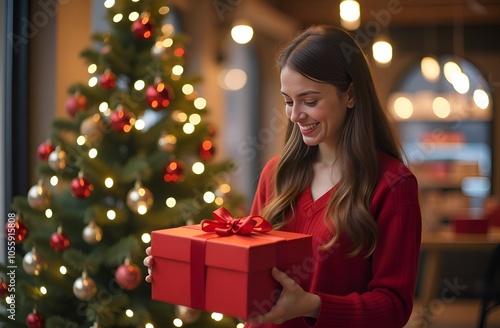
[200, 207, 272, 236]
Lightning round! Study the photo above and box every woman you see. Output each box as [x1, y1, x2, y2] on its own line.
[145, 25, 421, 328]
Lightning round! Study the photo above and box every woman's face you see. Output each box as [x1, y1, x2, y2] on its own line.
[280, 66, 354, 150]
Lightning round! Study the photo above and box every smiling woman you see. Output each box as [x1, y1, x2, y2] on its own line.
[244, 25, 422, 328]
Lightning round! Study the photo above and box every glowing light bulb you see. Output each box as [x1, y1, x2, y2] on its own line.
[339, 0, 360, 30]
[393, 97, 413, 119]
[113, 14, 123, 23]
[172, 65, 184, 76]
[203, 191, 215, 203]
[231, 24, 253, 44]
[88, 76, 98, 87]
[88, 148, 98, 158]
[105, 178, 114, 188]
[432, 97, 451, 119]
[194, 97, 207, 110]
[420, 57, 440, 82]
[50, 176, 59, 186]
[183, 123, 195, 134]
[189, 114, 201, 125]
[372, 40, 392, 65]
[134, 80, 145, 90]
[182, 84, 194, 95]
[166, 197, 176, 208]
[141, 233, 151, 243]
[88, 64, 97, 74]
[107, 210, 116, 220]
[192, 162, 205, 174]
[211, 312, 223, 321]
[473, 89, 489, 109]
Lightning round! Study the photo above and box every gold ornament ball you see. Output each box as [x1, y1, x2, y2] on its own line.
[80, 114, 105, 144]
[157, 133, 176, 152]
[73, 273, 97, 301]
[126, 183, 154, 214]
[175, 305, 201, 324]
[27, 181, 51, 210]
[82, 221, 103, 244]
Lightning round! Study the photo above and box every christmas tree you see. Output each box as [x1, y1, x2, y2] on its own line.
[2, 1, 244, 327]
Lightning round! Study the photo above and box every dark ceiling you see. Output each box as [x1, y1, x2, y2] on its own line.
[262, 0, 500, 53]
[264, 0, 500, 27]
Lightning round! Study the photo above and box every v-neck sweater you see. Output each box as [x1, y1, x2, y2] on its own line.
[246, 151, 422, 328]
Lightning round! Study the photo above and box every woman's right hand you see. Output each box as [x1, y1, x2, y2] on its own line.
[143, 246, 154, 283]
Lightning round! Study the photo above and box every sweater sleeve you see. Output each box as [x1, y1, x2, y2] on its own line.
[312, 172, 422, 328]
[250, 156, 279, 216]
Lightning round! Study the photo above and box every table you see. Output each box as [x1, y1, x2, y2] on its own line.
[416, 227, 500, 327]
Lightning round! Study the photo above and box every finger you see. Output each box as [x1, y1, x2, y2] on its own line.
[143, 255, 153, 267]
[145, 275, 152, 283]
[145, 246, 151, 256]
[272, 267, 296, 289]
[247, 314, 264, 324]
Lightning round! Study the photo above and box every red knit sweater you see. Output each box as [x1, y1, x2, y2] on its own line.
[246, 151, 422, 328]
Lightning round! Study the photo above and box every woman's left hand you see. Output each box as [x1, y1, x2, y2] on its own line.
[248, 267, 321, 324]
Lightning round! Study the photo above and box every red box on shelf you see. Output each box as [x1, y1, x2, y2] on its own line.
[151, 224, 312, 320]
[453, 215, 489, 234]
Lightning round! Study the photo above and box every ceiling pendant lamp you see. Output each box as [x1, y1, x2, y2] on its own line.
[339, 0, 360, 30]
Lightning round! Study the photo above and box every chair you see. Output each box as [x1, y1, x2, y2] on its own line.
[478, 243, 500, 328]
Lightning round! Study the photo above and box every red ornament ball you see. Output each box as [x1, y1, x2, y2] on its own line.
[37, 141, 55, 161]
[115, 262, 142, 290]
[163, 160, 185, 183]
[26, 310, 44, 328]
[110, 108, 134, 133]
[65, 93, 88, 117]
[5, 218, 29, 243]
[146, 82, 171, 109]
[199, 140, 215, 160]
[99, 71, 116, 90]
[71, 176, 94, 199]
[131, 14, 154, 39]
[50, 230, 70, 252]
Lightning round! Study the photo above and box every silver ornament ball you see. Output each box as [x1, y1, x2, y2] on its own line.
[73, 272, 97, 301]
[27, 180, 51, 210]
[48, 147, 67, 171]
[22, 249, 45, 276]
[82, 221, 103, 244]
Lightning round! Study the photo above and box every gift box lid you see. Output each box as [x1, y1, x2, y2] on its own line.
[151, 225, 311, 273]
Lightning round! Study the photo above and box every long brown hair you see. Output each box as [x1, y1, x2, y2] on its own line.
[261, 25, 402, 256]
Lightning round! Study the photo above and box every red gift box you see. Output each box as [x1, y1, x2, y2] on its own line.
[453, 215, 489, 234]
[150, 209, 312, 320]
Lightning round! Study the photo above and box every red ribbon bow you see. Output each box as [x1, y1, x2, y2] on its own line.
[200, 207, 272, 236]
